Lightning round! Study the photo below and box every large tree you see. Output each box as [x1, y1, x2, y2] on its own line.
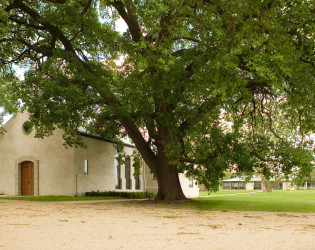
[0, 0, 314, 200]
[304, 167, 315, 188]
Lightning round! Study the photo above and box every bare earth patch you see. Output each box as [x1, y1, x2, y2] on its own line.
[0, 199, 315, 249]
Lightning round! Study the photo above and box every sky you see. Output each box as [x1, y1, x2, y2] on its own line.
[0, 107, 13, 125]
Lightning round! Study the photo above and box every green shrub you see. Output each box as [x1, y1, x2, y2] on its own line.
[85, 191, 156, 199]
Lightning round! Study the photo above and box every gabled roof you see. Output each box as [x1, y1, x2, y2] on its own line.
[0, 113, 14, 126]
[78, 131, 135, 148]
[1, 112, 135, 148]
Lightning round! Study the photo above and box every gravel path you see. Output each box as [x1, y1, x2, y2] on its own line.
[0, 199, 315, 249]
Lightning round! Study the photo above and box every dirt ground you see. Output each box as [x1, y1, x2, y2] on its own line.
[0, 199, 315, 250]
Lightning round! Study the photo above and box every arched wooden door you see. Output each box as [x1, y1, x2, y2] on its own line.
[21, 161, 34, 195]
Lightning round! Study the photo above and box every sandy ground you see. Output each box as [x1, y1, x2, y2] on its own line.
[0, 199, 315, 250]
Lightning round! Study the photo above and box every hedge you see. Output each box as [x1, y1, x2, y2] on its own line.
[85, 191, 156, 199]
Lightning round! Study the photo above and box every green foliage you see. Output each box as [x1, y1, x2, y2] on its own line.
[230, 97, 315, 185]
[221, 169, 236, 180]
[114, 140, 126, 166]
[0, 66, 20, 133]
[1, 0, 314, 198]
[304, 167, 315, 187]
[132, 149, 143, 177]
[85, 191, 156, 199]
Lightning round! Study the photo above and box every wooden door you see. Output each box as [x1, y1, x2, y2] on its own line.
[21, 161, 34, 195]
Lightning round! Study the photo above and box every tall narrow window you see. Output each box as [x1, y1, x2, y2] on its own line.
[189, 177, 193, 188]
[84, 160, 88, 175]
[223, 182, 231, 189]
[114, 154, 121, 189]
[239, 182, 246, 190]
[254, 182, 261, 190]
[125, 155, 131, 189]
[231, 182, 238, 189]
[134, 163, 140, 190]
[135, 175, 140, 190]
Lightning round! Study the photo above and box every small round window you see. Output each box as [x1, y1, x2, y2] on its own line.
[22, 121, 33, 135]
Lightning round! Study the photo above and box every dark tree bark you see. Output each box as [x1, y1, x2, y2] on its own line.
[154, 160, 187, 201]
[153, 125, 187, 201]
[121, 119, 187, 200]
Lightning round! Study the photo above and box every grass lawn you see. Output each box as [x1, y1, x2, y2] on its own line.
[0, 196, 122, 202]
[190, 190, 315, 213]
[199, 190, 258, 196]
[1, 190, 315, 213]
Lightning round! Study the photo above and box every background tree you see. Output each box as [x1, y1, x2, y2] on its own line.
[227, 97, 315, 192]
[1, 0, 314, 200]
[304, 167, 315, 189]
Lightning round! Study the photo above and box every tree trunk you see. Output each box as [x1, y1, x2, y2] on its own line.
[263, 184, 272, 192]
[154, 162, 187, 201]
[262, 175, 284, 192]
[260, 174, 276, 192]
[261, 177, 272, 192]
[121, 120, 187, 200]
[153, 125, 187, 201]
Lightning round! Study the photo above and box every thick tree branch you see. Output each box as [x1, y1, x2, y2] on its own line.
[4, 0, 21, 12]
[109, 0, 142, 42]
[9, 16, 46, 30]
[171, 49, 188, 57]
[16, 38, 53, 57]
[81, 0, 93, 15]
[145, 119, 158, 142]
[158, 8, 176, 43]
[251, 151, 280, 163]
[179, 97, 219, 134]
[201, 0, 224, 14]
[45, 0, 67, 4]
[121, 118, 158, 170]
[7, 0, 75, 53]
[4, 49, 29, 64]
[261, 109, 285, 141]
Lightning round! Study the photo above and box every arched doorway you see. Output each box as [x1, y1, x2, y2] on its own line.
[21, 161, 34, 195]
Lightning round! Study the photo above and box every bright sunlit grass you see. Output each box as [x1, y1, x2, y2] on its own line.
[1, 190, 315, 213]
[199, 190, 258, 196]
[191, 190, 315, 213]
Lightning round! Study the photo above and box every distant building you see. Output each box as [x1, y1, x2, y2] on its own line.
[221, 176, 294, 191]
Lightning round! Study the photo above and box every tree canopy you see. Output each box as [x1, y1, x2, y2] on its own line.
[1, 0, 314, 200]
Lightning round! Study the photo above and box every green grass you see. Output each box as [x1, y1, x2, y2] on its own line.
[190, 190, 315, 213]
[0, 196, 122, 202]
[199, 190, 257, 196]
[1, 190, 315, 213]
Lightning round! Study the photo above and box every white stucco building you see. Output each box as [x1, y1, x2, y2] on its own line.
[0, 112, 199, 197]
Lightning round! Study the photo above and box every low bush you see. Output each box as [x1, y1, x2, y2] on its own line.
[85, 191, 156, 199]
